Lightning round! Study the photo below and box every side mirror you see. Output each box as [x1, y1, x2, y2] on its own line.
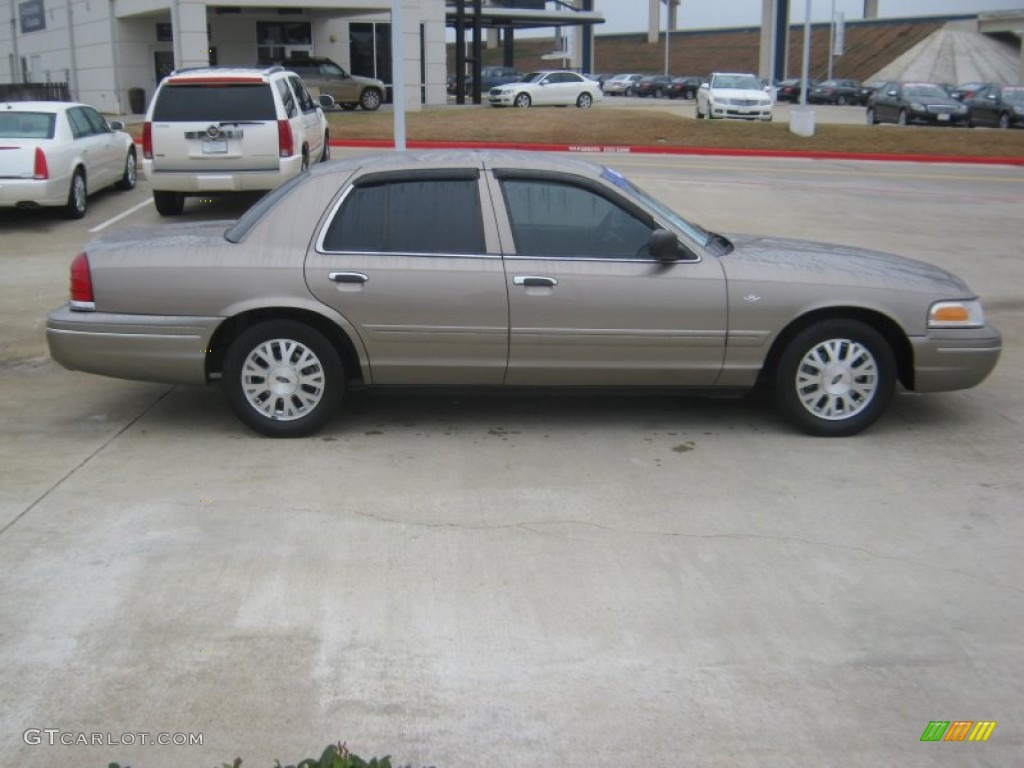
[700, 82, 709, 89]
[986, 94, 997, 101]
[649, 229, 681, 262]
[109, 120, 125, 131]
[319, 94, 335, 109]
[887, 90, 898, 97]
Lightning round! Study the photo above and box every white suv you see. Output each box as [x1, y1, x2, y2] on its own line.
[143, 66, 332, 215]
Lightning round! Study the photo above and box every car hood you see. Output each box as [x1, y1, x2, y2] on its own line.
[721, 234, 972, 295]
[710, 88, 768, 100]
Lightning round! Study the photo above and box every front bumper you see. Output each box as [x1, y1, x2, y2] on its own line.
[909, 111, 969, 125]
[910, 326, 1001, 392]
[47, 305, 221, 386]
[710, 104, 773, 120]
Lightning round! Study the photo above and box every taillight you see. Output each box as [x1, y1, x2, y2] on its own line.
[142, 121, 153, 160]
[33, 147, 49, 180]
[70, 252, 95, 311]
[277, 119, 294, 158]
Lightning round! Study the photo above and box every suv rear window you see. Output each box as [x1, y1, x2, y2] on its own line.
[152, 84, 276, 121]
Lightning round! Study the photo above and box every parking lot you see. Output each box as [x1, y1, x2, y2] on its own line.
[2, 151, 1022, 766]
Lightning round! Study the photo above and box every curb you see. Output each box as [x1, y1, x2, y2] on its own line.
[334, 139, 1024, 167]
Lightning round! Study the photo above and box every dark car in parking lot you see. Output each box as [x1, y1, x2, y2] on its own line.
[966, 84, 1024, 129]
[866, 82, 969, 126]
[808, 78, 863, 105]
[666, 76, 701, 99]
[776, 78, 815, 103]
[949, 81, 994, 101]
[635, 75, 674, 98]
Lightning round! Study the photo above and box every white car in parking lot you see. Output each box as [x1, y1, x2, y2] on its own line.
[696, 73, 773, 121]
[0, 101, 136, 218]
[488, 71, 602, 109]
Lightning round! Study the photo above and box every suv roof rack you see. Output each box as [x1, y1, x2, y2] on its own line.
[168, 65, 285, 76]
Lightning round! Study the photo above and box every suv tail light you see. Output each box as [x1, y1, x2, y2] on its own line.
[142, 121, 153, 159]
[277, 119, 294, 158]
[33, 147, 49, 180]
[70, 252, 95, 311]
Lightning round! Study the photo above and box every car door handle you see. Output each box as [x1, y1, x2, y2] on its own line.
[513, 275, 558, 288]
[328, 271, 368, 284]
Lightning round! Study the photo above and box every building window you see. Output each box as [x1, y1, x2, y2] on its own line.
[349, 22, 391, 84]
[257, 22, 312, 64]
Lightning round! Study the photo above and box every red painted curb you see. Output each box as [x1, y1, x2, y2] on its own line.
[333, 138, 1024, 167]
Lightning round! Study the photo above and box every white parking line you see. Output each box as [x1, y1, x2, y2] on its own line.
[88, 198, 153, 233]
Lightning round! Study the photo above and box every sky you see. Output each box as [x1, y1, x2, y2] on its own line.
[595, 0, 1024, 34]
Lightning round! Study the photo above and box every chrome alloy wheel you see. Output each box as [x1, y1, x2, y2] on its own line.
[240, 338, 326, 421]
[794, 338, 879, 420]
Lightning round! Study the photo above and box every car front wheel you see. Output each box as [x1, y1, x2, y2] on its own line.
[64, 169, 87, 219]
[321, 131, 330, 162]
[224, 321, 343, 438]
[514, 93, 532, 108]
[360, 88, 382, 111]
[576, 92, 593, 108]
[115, 148, 137, 190]
[897, 109, 909, 125]
[999, 112, 1012, 129]
[866, 107, 878, 125]
[773, 319, 896, 437]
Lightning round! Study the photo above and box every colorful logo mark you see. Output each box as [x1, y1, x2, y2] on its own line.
[921, 721, 997, 742]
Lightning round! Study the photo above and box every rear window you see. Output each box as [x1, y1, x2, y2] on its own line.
[152, 83, 276, 121]
[0, 111, 56, 139]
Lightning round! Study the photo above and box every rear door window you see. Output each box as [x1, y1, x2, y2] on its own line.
[152, 84, 276, 121]
[66, 108, 93, 138]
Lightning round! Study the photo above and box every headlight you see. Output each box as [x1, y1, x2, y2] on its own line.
[910, 102, 926, 112]
[1014, 106, 1024, 115]
[956, 104, 967, 114]
[928, 300, 985, 328]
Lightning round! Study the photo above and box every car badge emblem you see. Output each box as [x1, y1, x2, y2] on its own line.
[205, 124, 221, 139]
[743, 293, 762, 303]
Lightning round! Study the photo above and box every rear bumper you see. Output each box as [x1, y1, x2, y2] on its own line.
[47, 305, 221, 386]
[143, 156, 302, 192]
[910, 326, 1002, 392]
[0, 175, 71, 208]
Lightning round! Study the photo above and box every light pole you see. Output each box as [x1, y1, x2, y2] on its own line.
[663, 0, 670, 76]
[827, 0, 836, 80]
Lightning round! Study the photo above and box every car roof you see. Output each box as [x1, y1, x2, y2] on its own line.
[1, 101, 81, 112]
[306, 150, 607, 181]
[164, 66, 284, 83]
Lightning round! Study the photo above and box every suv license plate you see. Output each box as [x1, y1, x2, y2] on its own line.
[202, 138, 228, 154]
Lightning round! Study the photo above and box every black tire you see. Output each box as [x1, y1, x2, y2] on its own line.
[360, 88, 382, 111]
[897, 109, 908, 126]
[153, 190, 185, 216]
[999, 112, 1011, 130]
[63, 169, 87, 219]
[320, 131, 330, 162]
[576, 92, 593, 109]
[115, 148, 137, 191]
[866, 107, 878, 125]
[513, 92, 531, 108]
[223, 320, 344, 438]
[837, 94, 848, 106]
[773, 319, 896, 437]
[695, 103, 704, 119]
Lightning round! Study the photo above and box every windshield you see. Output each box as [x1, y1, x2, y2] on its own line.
[0, 111, 56, 139]
[712, 74, 761, 90]
[904, 85, 948, 99]
[601, 167, 711, 248]
[521, 72, 546, 83]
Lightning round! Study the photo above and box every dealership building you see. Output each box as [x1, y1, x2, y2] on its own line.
[1, 0, 603, 113]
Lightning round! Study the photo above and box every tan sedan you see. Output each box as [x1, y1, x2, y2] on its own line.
[46, 151, 1000, 437]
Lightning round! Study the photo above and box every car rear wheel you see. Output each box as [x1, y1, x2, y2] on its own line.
[115, 148, 137, 191]
[866, 107, 878, 125]
[999, 112, 1012, 130]
[576, 92, 593, 108]
[773, 319, 896, 437]
[514, 93, 532, 108]
[153, 190, 185, 216]
[837, 94, 848, 106]
[224, 320, 343, 438]
[360, 88, 382, 111]
[63, 169, 87, 219]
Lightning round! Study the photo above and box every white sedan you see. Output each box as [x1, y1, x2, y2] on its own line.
[488, 71, 603, 109]
[696, 73, 774, 122]
[0, 101, 137, 219]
